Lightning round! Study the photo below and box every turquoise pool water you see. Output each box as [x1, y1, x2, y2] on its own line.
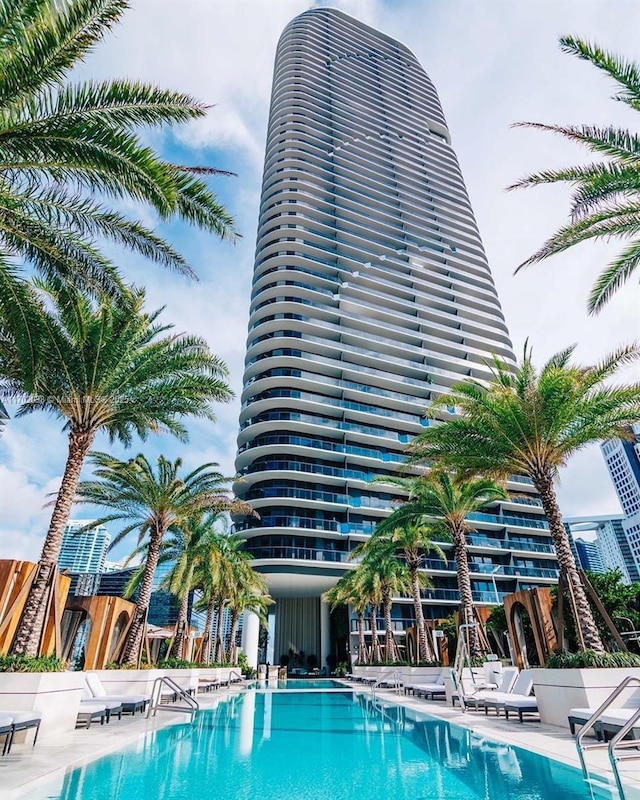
[251, 678, 347, 689]
[39, 691, 623, 800]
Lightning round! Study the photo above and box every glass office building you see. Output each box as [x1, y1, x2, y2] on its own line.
[234, 8, 558, 667]
[58, 520, 110, 575]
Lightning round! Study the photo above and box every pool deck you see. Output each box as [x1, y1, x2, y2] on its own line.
[2, 680, 640, 799]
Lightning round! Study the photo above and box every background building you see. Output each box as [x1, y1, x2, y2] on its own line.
[566, 515, 639, 584]
[58, 520, 110, 575]
[601, 425, 640, 577]
[234, 8, 559, 668]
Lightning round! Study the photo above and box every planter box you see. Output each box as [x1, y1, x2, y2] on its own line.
[162, 668, 200, 693]
[86, 669, 165, 698]
[531, 668, 640, 729]
[399, 667, 442, 684]
[0, 672, 85, 741]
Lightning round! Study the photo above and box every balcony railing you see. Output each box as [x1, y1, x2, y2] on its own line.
[245, 545, 349, 563]
[467, 511, 549, 530]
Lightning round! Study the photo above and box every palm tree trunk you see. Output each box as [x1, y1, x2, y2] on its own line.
[173, 565, 194, 661]
[453, 527, 480, 657]
[10, 429, 94, 656]
[535, 473, 605, 652]
[382, 585, 398, 662]
[357, 611, 367, 664]
[215, 597, 226, 663]
[121, 527, 164, 665]
[370, 605, 381, 663]
[228, 610, 240, 664]
[202, 596, 216, 664]
[408, 554, 434, 663]
[173, 591, 190, 661]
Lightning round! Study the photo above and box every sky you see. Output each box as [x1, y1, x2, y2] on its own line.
[1, 0, 639, 562]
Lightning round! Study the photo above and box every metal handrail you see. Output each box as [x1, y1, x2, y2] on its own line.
[371, 670, 402, 698]
[228, 670, 245, 684]
[608, 706, 640, 800]
[147, 676, 199, 722]
[575, 675, 640, 793]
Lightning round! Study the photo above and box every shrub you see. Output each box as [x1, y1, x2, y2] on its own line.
[159, 658, 203, 669]
[546, 650, 640, 669]
[0, 654, 64, 672]
[237, 652, 255, 679]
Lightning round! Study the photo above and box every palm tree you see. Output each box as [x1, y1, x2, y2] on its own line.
[369, 515, 445, 664]
[351, 543, 412, 663]
[4, 284, 232, 656]
[324, 571, 370, 665]
[193, 529, 245, 665]
[75, 454, 245, 664]
[410, 342, 640, 652]
[160, 509, 254, 661]
[351, 562, 382, 663]
[0, 0, 237, 305]
[371, 473, 508, 657]
[225, 562, 271, 665]
[510, 36, 640, 313]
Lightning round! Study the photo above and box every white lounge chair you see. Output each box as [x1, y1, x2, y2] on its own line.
[85, 673, 150, 715]
[0, 711, 42, 753]
[458, 667, 519, 710]
[568, 704, 640, 739]
[479, 669, 534, 716]
[77, 701, 107, 728]
[504, 695, 538, 722]
[0, 714, 13, 756]
[405, 670, 446, 700]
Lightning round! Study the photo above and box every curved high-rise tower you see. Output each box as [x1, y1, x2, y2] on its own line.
[235, 8, 556, 668]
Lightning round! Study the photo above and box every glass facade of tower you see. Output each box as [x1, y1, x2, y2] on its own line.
[234, 9, 558, 663]
[58, 521, 110, 574]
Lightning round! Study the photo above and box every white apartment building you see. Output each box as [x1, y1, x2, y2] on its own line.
[235, 8, 558, 668]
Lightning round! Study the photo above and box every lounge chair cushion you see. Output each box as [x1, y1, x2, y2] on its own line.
[79, 701, 106, 712]
[85, 673, 107, 697]
[600, 708, 640, 727]
[0, 714, 13, 731]
[504, 696, 538, 709]
[5, 711, 41, 725]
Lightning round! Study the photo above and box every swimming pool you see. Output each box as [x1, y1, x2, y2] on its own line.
[30, 691, 626, 800]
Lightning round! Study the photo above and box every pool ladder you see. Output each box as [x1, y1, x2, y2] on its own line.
[148, 676, 199, 722]
[371, 670, 402, 698]
[575, 675, 640, 800]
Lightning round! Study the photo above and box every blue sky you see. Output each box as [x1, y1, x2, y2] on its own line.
[1, 0, 639, 562]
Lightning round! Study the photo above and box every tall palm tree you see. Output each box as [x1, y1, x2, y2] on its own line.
[371, 473, 508, 657]
[410, 342, 640, 653]
[0, 0, 237, 305]
[369, 515, 445, 664]
[4, 283, 232, 656]
[193, 529, 245, 665]
[225, 562, 271, 665]
[351, 562, 382, 663]
[159, 509, 254, 661]
[75, 454, 244, 664]
[324, 571, 370, 665]
[350, 543, 412, 663]
[510, 36, 640, 313]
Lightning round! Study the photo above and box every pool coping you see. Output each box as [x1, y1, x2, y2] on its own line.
[3, 680, 640, 799]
